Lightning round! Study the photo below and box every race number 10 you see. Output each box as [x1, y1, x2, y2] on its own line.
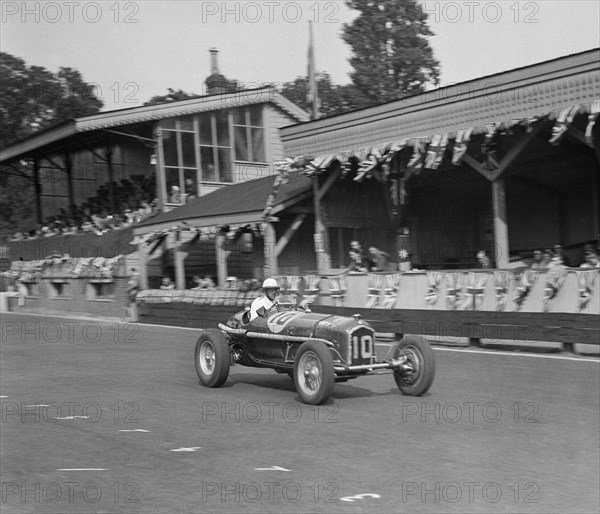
[352, 335, 373, 360]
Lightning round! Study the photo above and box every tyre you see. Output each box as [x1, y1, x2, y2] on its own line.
[392, 335, 435, 396]
[194, 329, 230, 388]
[293, 342, 335, 405]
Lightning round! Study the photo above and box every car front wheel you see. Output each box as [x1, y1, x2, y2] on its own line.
[293, 342, 334, 405]
[392, 335, 435, 396]
[195, 329, 230, 388]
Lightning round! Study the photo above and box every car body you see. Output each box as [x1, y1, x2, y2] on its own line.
[194, 300, 435, 404]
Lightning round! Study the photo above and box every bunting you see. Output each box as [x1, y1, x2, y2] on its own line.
[407, 139, 425, 175]
[461, 272, 488, 310]
[481, 124, 500, 171]
[302, 275, 321, 305]
[445, 272, 463, 310]
[452, 127, 473, 165]
[585, 100, 600, 146]
[542, 265, 568, 311]
[425, 272, 443, 308]
[327, 275, 347, 307]
[366, 273, 384, 308]
[549, 104, 580, 145]
[380, 273, 401, 309]
[493, 270, 511, 311]
[576, 270, 597, 311]
[424, 134, 448, 170]
[514, 269, 538, 310]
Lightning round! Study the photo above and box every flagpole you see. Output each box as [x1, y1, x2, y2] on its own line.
[307, 21, 319, 120]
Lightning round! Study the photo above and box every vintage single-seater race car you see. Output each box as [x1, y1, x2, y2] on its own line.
[194, 299, 435, 404]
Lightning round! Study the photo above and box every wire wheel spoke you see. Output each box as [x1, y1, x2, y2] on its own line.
[300, 353, 322, 394]
[200, 342, 215, 375]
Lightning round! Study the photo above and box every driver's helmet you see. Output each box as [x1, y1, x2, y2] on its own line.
[262, 278, 280, 294]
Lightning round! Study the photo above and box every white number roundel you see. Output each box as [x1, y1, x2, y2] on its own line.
[267, 312, 304, 334]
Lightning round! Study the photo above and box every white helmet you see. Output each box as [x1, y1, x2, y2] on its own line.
[262, 278, 279, 289]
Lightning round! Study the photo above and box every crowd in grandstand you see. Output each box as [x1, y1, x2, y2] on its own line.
[9, 175, 159, 241]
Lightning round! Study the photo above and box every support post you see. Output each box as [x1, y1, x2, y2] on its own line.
[174, 231, 188, 290]
[136, 238, 149, 290]
[64, 152, 75, 214]
[264, 221, 278, 277]
[106, 146, 116, 214]
[313, 175, 331, 272]
[492, 178, 509, 268]
[215, 230, 228, 288]
[33, 159, 42, 224]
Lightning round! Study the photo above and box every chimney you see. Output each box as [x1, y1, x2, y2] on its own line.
[209, 48, 219, 75]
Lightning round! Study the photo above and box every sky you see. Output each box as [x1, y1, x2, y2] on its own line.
[1, 0, 599, 112]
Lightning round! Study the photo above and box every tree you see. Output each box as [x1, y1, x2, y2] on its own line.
[343, 0, 440, 104]
[144, 88, 199, 106]
[0, 53, 103, 238]
[279, 72, 371, 117]
[0, 52, 103, 147]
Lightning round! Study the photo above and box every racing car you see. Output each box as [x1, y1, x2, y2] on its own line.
[194, 298, 435, 404]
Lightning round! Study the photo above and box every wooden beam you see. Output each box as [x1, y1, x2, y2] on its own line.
[274, 213, 307, 258]
[566, 126, 595, 149]
[317, 166, 342, 201]
[462, 154, 491, 180]
[494, 120, 548, 179]
[270, 190, 313, 215]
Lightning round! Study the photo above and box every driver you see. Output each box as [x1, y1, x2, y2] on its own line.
[249, 278, 281, 321]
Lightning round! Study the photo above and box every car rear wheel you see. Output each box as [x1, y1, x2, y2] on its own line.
[293, 342, 334, 405]
[195, 329, 230, 388]
[392, 335, 435, 396]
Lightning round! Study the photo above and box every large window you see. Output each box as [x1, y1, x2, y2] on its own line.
[198, 111, 233, 183]
[159, 106, 266, 201]
[162, 117, 198, 204]
[233, 105, 265, 163]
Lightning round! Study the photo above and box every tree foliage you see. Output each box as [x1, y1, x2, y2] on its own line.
[0, 53, 102, 238]
[144, 88, 200, 106]
[279, 72, 371, 117]
[343, 0, 440, 103]
[0, 52, 103, 147]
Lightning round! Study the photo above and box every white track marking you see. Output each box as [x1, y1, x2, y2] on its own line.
[431, 346, 600, 362]
[0, 396, 7, 398]
[377, 342, 599, 362]
[118, 429, 149, 432]
[341, 493, 381, 502]
[254, 466, 290, 472]
[25, 404, 50, 408]
[170, 447, 201, 452]
[54, 416, 90, 420]
[57, 468, 106, 471]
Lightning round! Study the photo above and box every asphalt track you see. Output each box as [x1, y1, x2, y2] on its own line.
[1, 312, 598, 514]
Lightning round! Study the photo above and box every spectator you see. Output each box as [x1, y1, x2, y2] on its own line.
[541, 249, 553, 267]
[580, 250, 600, 268]
[160, 277, 175, 290]
[169, 185, 182, 204]
[126, 268, 141, 304]
[347, 250, 371, 272]
[368, 246, 391, 271]
[476, 250, 491, 269]
[553, 244, 570, 267]
[530, 250, 544, 269]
